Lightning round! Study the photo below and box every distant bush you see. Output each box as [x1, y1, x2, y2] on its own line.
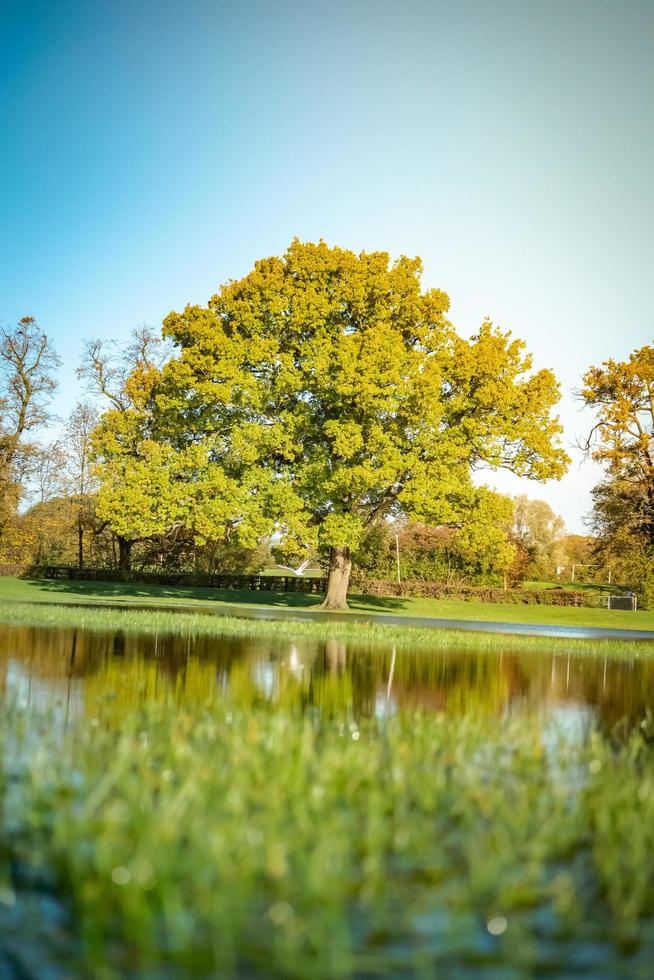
[354, 578, 600, 607]
[629, 548, 654, 610]
[0, 563, 28, 577]
[353, 523, 509, 587]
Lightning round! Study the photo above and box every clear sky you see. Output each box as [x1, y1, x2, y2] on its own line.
[1, 0, 653, 532]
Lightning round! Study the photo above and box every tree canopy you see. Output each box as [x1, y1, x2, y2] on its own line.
[582, 342, 654, 548]
[581, 341, 654, 603]
[139, 240, 569, 606]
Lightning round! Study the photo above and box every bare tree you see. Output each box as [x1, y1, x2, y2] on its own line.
[0, 317, 61, 528]
[25, 440, 67, 564]
[63, 401, 101, 568]
[30, 440, 67, 505]
[77, 324, 169, 411]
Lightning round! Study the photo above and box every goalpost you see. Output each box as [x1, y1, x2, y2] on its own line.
[570, 563, 612, 585]
[607, 594, 637, 611]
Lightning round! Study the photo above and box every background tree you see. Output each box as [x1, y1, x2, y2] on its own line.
[0, 317, 60, 536]
[29, 440, 67, 563]
[581, 342, 654, 544]
[559, 533, 595, 575]
[355, 506, 515, 587]
[79, 326, 174, 570]
[156, 240, 568, 608]
[0, 440, 75, 567]
[512, 495, 566, 579]
[455, 489, 515, 582]
[78, 326, 169, 411]
[63, 402, 100, 569]
[581, 341, 654, 602]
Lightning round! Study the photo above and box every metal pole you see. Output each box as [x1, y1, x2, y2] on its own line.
[395, 534, 401, 585]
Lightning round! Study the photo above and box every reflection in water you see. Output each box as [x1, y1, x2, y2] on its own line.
[1, 622, 653, 735]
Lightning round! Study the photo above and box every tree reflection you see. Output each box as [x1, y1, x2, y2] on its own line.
[1, 623, 653, 733]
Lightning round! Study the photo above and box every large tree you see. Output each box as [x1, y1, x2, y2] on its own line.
[154, 240, 568, 608]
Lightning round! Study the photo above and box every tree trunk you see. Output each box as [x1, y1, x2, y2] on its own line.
[117, 536, 133, 572]
[320, 546, 352, 610]
[77, 520, 84, 570]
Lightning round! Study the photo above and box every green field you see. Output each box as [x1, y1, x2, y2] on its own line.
[1, 575, 652, 632]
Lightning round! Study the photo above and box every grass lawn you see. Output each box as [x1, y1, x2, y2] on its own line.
[2, 600, 653, 659]
[1, 575, 653, 632]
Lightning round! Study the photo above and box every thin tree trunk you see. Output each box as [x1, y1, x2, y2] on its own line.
[117, 536, 133, 572]
[320, 546, 352, 610]
[77, 519, 84, 570]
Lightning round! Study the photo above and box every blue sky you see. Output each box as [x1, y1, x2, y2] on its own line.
[1, 0, 653, 531]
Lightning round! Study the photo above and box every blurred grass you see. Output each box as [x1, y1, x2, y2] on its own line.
[5, 699, 654, 977]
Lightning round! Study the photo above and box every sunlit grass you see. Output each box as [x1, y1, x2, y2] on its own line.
[1, 599, 653, 659]
[1, 576, 653, 631]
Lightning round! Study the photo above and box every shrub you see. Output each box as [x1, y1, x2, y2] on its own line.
[354, 578, 598, 607]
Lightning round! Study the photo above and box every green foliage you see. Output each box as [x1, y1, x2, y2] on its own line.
[142, 241, 566, 589]
[582, 342, 654, 604]
[80, 242, 567, 597]
[355, 512, 514, 586]
[454, 488, 515, 576]
[512, 494, 566, 577]
[636, 554, 654, 610]
[619, 546, 654, 610]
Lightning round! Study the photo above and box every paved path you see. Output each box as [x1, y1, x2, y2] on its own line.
[8, 597, 654, 642]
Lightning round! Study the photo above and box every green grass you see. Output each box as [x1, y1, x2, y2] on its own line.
[1, 575, 653, 632]
[1, 598, 653, 660]
[5, 698, 654, 977]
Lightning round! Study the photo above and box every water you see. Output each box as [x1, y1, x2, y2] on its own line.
[2, 622, 654, 979]
[1, 621, 652, 732]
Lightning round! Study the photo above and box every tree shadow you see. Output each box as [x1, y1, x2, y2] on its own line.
[347, 592, 412, 612]
[21, 577, 411, 612]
